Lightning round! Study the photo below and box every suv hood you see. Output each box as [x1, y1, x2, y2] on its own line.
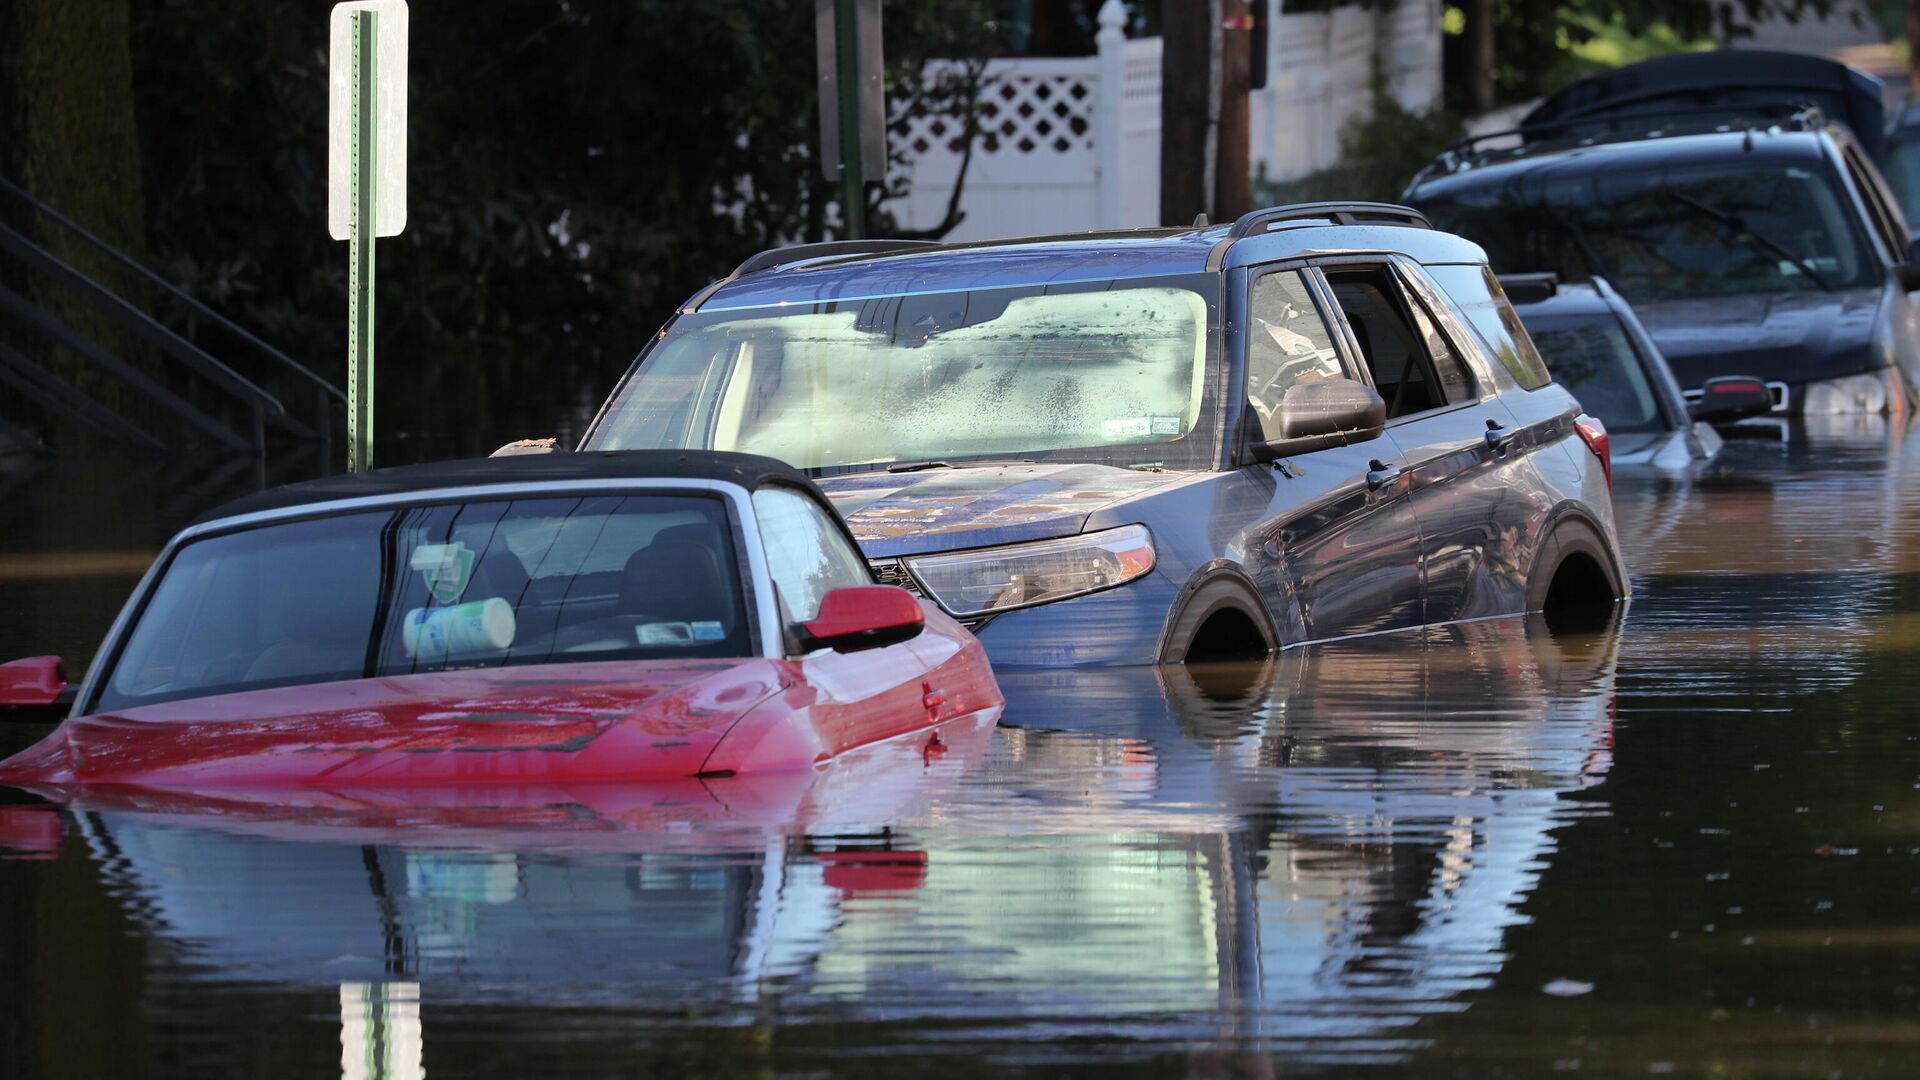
[816, 463, 1192, 557]
[1634, 288, 1882, 389]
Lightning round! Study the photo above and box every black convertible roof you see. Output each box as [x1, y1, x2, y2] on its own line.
[196, 450, 820, 524]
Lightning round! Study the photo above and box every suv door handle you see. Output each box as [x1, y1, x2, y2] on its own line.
[1366, 459, 1403, 491]
[1484, 419, 1518, 452]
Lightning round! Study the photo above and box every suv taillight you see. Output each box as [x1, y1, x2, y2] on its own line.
[1574, 414, 1611, 490]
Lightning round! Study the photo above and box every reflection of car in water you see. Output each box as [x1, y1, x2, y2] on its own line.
[30, 617, 1620, 1064]
[580, 204, 1626, 666]
[1609, 418, 1908, 702]
[1406, 53, 1920, 417]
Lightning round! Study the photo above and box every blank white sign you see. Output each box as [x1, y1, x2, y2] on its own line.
[328, 0, 408, 240]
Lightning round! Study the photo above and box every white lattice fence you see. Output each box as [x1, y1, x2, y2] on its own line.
[893, 57, 1103, 242]
[889, 1, 1442, 239]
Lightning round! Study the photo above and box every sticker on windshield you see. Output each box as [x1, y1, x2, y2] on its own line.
[637, 622, 695, 646]
[690, 621, 726, 641]
[1151, 416, 1181, 435]
[1103, 417, 1152, 439]
[410, 542, 474, 604]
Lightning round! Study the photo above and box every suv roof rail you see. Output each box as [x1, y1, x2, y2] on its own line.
[1206, 202, 1431, 270]
[682, 238, 941, 312]
[1228, 202, 1432, 238]
[1439, 102, 1827, 168]
[731, 239, 939, 278]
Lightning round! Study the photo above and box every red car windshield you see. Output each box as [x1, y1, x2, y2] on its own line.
[96, 494, 753, 712]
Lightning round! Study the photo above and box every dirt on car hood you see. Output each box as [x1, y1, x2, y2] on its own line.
[816, 462, 1193, 558]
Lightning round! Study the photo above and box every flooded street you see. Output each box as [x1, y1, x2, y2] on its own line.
[4, 422, 1919, 1077]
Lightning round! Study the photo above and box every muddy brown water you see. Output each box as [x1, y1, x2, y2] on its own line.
[2, 420, 1918, 1077]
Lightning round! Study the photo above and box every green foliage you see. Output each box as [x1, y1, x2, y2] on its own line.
[122, 0, 1004, 458]
[1254, 91, 1466, 205]
[1443, 0, 1840, 110]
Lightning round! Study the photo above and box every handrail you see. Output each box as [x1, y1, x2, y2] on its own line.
[0, 174, 345, 403]
[0, 221, 299, 430]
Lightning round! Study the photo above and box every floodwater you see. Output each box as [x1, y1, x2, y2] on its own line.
[3, 418, 1919, 1078]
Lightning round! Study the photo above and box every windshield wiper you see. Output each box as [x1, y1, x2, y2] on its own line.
[885, 458, 1039, 473]
[1666, 191, 1835, 293]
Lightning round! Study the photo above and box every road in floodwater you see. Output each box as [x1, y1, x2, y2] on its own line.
[2, 419, 1918, 1078]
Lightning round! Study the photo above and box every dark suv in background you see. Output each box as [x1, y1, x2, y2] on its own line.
[578, 204, 1626, 668]
[1405, 53, 1920, 418]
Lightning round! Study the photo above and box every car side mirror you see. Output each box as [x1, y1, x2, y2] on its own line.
[1899, 239, 1920, 291]
[798, 586, 926, 653]
[1689, 376, 1775, 424]
[1252, 378, 1387, 461]
[0, 657, 75, 724]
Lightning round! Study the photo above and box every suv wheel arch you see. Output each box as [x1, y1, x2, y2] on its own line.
[1160, 564, 1279, 663]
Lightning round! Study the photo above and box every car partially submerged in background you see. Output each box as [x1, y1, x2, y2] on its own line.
[0, 451, 1002, 789]
[1502, 274, 1774, 468]
[1406, 53, 1920, 418]
[578, 204, 1627, 667]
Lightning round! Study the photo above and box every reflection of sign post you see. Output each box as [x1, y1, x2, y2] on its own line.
[329, 0, 408, 473]
[815, 0, 884, 239]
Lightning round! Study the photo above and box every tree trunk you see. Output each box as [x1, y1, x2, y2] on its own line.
[1161, 0, 1213, 225]
[1466, 0, 1495, 115]
[1, 0, 150, 438]
[1216, 0, 1252, 221]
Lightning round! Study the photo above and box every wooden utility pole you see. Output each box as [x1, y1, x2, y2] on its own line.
[1216, 0, 1252, 221]
[1160, 0, 1212, 225]
[1466, 0, 1495, 115]
[1908, 0, 1920, 95]
[1160, 0, 1253, 225]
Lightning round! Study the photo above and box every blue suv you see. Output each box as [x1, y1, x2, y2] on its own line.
[580, 204, 1626, 666]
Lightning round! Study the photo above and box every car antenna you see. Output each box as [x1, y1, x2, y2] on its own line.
[1192, 212, 1210, 227]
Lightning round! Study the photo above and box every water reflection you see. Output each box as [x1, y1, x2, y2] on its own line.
[9, 414, 1920, 1075]
[11, 616, 1619, 1069]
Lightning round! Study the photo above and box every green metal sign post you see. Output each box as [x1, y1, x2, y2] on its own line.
[815, 0, 883, 241]
[833, 0, 866, 239]
[347, 9, 377, 473]
[330, 0, 406, 473]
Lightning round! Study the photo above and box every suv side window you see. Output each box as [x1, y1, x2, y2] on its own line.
[751, 486, 871, 623]
[1423, 263, 1553, 391]
[1245, 268, 1346, 440]
[1324, 267, 1466, 419]
[1840, 140, 1910, 262]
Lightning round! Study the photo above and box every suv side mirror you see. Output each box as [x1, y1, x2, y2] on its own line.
[1899, 238, 1920, 292]
[0, 657, 75, 724]
[1690, 376, 1775, 423]
[1252, 378, 1387, 460]
[798, 586, 926, 653]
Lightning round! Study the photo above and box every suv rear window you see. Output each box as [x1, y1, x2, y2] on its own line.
[1425, 264, 1553, 390]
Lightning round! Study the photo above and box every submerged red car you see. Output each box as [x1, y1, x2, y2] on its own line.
[0, 451, 1003, 790]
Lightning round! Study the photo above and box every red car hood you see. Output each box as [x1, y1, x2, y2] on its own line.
[0, 660, 786, 790]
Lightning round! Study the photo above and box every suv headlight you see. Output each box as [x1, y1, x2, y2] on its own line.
[903, 525, 1156, 617]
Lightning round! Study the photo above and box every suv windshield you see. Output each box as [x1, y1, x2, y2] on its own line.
[1525, 313, 1666, 434]
[97, 494, 752, 712]
[585, 274, 1221, 473]
[1420, 157, 1876, 302]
